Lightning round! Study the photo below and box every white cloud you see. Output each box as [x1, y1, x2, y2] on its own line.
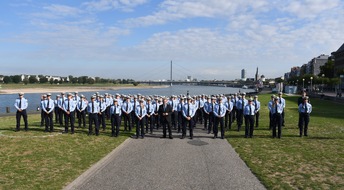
[83, 0, 148, 11]
[282, 0, 341, 19]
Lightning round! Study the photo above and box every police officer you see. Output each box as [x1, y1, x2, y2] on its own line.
[236, 93, 247, 131]
[244, 98, 255, 138]
[253, 95, 261, 128]
[58, 92, 66, 126]
[169, 95, 178, 130]
[131, 96, 139, 129]
[121, 97, 133, 131]
[208, 97, 217, 134]
[98, 95, 107, 131]
[63, 93, 76, 134]
[134, 100, 147, 139]
[298, 96, 312, 137]
[40, 94, 46, 127]
[213, 97, 226, 139]
[268, 95, 275, 130]
[42, 93, 54, 132]
[159, 97, 173, 139]
[76, 95, 87, 128]
[203, 96, 211, 131]
[153, 97, 161, 129]
[272, 97, 283, 138]
[177, 97, 185, 133]
[110, 99, 122, 137]
[14, 92, 28, 131]
[145, 98, 155, 134]
[225, 96, 233, 130]
[54, 95, 60, 124]
[232, 93, 238, 123]
[278, 92, 286, 126]
[182, 96, 196, 139]
[88, 96, 100, 136]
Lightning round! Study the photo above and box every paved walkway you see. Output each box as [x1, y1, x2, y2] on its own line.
[64, 126, 265, 190]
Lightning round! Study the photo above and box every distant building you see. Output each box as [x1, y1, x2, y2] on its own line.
[255, 67, 259, 81]
[332, 43, 344, 76]
[186, 76, 192, 82]
[290, 66, 301, 78]
[260, 75, 266, 82]
[304, 54, 329, 76]
[241, 69, 246, 81]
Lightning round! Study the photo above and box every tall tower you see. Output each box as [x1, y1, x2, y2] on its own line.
[255, 67, 259, 81]
[241, 69, 246, 81]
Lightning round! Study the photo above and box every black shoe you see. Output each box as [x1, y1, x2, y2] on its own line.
[189, 137, 193, 139]
[160, 136, 166, 138]
[141, 136, 144, 139]
[180, 136, 185, 139]
[169, 136, 173, 139]
[221, 136, 224, 139]
[213, 136, 216, 139]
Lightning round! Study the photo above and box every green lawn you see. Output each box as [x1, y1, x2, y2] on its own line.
[0, 115, 132, 189]
[227, 94, 344, 189]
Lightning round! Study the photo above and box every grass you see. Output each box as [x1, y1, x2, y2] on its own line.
[227, 94, 344, 189]
[0, 115, 132, 190]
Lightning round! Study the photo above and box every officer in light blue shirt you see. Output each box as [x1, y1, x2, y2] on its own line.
[182, 97, 196, 139]
[298, 96, 312, 137]
[63, 93, 77, 134]
[98, 95, 107, 131]
[268, 95, 275, 130]
[236, 94, 248, 131]
[122, 97, 133, 131]
[203, 97, 212, 131]
[244, 98, 255, 138]
[88, 96, 100, 136]
[272, 97, 283, 138]
[278, 92, 286, 126]
[54, 95, 61, 125]
[14, 92, 28, 131]
[169, 95, 178, 130]
[253, 95, 261, 128]
[134, 100, 147, 139]
[145, 98, 155, 134]
[110, 99, 122, 137]
[225, 96, 233, 130]
[213, 97, 226, 139]
[42, 93, 55, 132]
[76, 95, 87, 128]
[177, 97, 184, 133]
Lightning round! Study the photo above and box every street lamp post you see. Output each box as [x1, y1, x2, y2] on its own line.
[302, 78, 305, 90]
[322, 74, 325, 92]
[310, 77, 313, 92]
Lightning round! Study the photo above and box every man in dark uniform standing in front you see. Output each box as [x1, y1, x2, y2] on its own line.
[14, 92, 28, 131]
[159, 97, 173, 139]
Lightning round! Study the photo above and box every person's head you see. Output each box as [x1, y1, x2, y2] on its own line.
[47, 93, 51, 99]
[301, 91, 306, 97]
[113, 99, 118, 105]
[91, 96, 96, 102]
[218, 97, 223, 104]
[43, 94, 47, 100]
[278, 92, 283, 97]
[248, 98, 253, 104]
[303, 96, 309, 103]
[274, 97, 279, 103]
[56, 95, 60, 99]
[139, 100, 144, 106]
[187, 96, 192, 103]
[271, 95, 275, 100]
[254, 95, 258, 100]
[163, 97, 168, 104]
[68, 93, 73, 99]
[19, 92, 24, 98]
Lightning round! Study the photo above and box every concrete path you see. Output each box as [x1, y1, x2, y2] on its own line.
[65, 126, 266, 190]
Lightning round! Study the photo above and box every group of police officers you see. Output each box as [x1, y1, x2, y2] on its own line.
[14, 90, 312, 139]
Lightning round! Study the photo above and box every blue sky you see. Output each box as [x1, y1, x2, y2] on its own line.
[1, 0, 344, 81]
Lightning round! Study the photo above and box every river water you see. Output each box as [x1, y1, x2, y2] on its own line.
[0, 85, 254, 114]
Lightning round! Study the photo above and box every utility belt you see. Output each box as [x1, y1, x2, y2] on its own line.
[46, 107, 51, 111]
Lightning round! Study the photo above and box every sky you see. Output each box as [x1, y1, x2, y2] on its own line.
[1, 0, 344, 81]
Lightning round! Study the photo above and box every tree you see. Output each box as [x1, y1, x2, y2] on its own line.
[12, 75, 22, 84]
[23, 78, 29, 85]
[40, 76, 48, 83]
[54, 79, 59, 84]
[3, 76, 11, 84]
[133, 82, 139, 86]
[29, 76, 38, 84]
[49, 78, 54, 85]
[319, 60, 335, 78]
[88, 78, 95, 84]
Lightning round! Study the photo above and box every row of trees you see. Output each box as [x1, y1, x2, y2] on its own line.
[0, 75, 138, 86]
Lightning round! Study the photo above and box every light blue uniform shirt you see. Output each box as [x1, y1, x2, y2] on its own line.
[63, 99, 76, 112]
[146, 103, 154, 115]
[98, 100, 107, 112]
[136, 105, 147, 118]
[278, 97, 286, 108]
[236, 98, 248, 110]
[87, 101, 100, 113]
[213, 103, 226, 117]
[253, 100, 261, 112]
[177, 102, 184, 112]
[271, 103, 283, 114]
[77, 100, 87, 112]
[298, 103, 312, 114]
[110, 104, 122, 116]
[244, 104, 255, 116]
[203, 101, 212, 113]
[225, 101, 233, 111]
[42, 99, 54, 113]
[268, 100, 274, 113]
[122, 101, 133, 114]
[182, 103, 196, 118]
[14, 98, 28, 110]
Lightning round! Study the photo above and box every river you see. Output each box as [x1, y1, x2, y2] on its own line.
[0, 85, 254, 114]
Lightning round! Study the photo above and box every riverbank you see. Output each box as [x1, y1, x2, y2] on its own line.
[0, 84, 169, 95]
